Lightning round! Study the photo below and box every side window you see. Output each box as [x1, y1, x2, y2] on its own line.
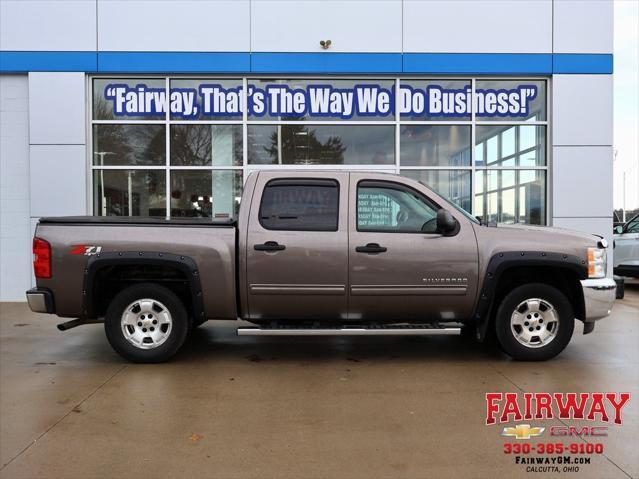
[259, 179, 339, 231]
[626, 218, 639, 233]
[357, 182, 439, 233]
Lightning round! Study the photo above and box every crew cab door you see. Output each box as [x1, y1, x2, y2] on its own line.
[246, 172, 348, 321]
[348, 173, 479, 322]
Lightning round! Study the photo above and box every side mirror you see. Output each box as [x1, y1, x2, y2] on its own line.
[437, 209, 457, 234]
[614, 225, 624, 234]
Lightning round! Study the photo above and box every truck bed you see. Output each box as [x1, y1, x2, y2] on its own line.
[34, 218, 238, 320]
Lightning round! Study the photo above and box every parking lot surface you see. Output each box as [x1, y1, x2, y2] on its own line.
[1, 288, 638, 479]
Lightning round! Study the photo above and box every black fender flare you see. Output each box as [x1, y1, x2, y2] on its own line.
[473, 251, 588, 341]
[82, 251, 204, 321]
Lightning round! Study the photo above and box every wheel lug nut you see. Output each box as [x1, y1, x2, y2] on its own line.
[152, 320, 157, 325]
[539, 319, 543, 323]
[150, 327, 155, 332]
[536, 326, 541, 330]
[528, 327, 533, 332]
[140, 315, 145, 320]
[137, 322, 142, 327]
[142, 328, 147, 332]
[524, 322, 529, 326]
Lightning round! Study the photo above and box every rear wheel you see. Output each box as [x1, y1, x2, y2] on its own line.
[495, 283, 574, 361]
[105, 283, 189, 363]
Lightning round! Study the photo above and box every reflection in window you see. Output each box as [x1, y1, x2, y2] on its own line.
[170, 170, 242, 219]
[475, 170, 546, 225]
[93, 125, 165, 166]
[401, 125, 471, 167]
[93, 170, 166, 216]
[475, 125, 545, 167]
[259, 181, 339, 231]
[401, 169, 471, 212]
[357, 183, 439, 233]
[170, 125, 242, 166]
[248, 125, 394, 165]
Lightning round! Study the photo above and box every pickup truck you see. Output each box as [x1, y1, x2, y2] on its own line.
[26, 171, 616, 363]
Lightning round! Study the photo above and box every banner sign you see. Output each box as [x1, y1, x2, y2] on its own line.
[104, 83, 538, 119]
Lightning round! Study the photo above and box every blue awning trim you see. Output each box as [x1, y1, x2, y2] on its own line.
[0, 51, 614, 75]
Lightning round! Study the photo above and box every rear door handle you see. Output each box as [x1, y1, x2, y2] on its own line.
[355, 243, 387, 254]
[254, 241, 286, 252]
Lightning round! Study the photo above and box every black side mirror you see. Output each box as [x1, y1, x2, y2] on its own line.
[437, 209, 457, 234]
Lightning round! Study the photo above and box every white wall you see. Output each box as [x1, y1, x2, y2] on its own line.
[27, 73, 88, 219]
[0, 0, 97, 51]
[551, 75, 614, 273]
[97, 0, 250, 52]
[0, 75, 31, 301]
[403, 0, 553, 53]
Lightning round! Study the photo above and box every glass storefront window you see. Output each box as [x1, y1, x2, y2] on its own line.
[93, 78, 166, 120]
[93, 124, 165, 166]
[170, 125, 242, 166]
[475, 170, 546, 225]
[91, 77, 548, 224]
[170, 170, 242, 219]
[248, 79, 395, 121]
[399, 80, 471, 121]
[475, 80, 546, 121]
[169, 79, 243, 121]
[475, 125, 546, 167]
[248, 124, 395, 166]
[400, 125, 471, 167]
[401, 169, 471, 212]
[93, 170, 166, 216]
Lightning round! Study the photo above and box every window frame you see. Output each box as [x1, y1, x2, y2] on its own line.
[258, 178, 341, 232]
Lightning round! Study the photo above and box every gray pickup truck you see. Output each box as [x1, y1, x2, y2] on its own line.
[27, 171, 615, 362]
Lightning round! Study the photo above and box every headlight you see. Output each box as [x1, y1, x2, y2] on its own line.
[587, 247, 607, 278]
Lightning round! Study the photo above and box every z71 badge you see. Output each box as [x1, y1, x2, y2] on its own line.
[69, 245, 102, 256]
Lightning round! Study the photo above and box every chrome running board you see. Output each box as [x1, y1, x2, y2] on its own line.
[237, 324, 462, 336]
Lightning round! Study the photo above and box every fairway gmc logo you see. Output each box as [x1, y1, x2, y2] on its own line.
[485, 393, 631, 425]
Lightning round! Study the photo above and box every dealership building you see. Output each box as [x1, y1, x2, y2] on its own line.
[0, 0, 614, 301]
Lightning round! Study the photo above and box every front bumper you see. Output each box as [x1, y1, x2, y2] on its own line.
[580, 278, 616, 321]
[26, 288, 55, 314]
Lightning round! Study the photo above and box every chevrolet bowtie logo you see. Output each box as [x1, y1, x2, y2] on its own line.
[501, 424, 545, 439]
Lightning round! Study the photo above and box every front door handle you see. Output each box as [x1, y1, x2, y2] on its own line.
[254, 241, 286, 252]
[355, 243, 387, 254]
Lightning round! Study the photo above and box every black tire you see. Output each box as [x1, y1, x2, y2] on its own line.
[105, 283, 189, 363]
[495, 283, 574, 361]
[614, 277, 624, 299]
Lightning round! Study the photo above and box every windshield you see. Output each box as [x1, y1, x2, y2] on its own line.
[415, 181, 480, 225]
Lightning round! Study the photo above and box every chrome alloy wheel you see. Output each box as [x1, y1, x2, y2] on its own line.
[121, 299, 173, 350]
[510, 298, 559, 348]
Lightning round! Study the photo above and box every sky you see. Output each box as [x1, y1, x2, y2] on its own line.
[613, 0, 639, 211]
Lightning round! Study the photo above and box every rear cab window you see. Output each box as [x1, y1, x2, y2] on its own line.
[259, 179, 339, 231]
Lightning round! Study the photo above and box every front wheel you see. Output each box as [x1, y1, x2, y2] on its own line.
[105, 283, 189, 363]
[495, 283, 574, 361]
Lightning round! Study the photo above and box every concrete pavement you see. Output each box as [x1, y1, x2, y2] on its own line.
[1, 288, 638, 479]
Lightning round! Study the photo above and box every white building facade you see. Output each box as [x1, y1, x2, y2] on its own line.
[0, 0, 614, 300]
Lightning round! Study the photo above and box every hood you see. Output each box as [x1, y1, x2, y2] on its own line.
[495, 224, 600, 245]
[472, 223, 602, 264]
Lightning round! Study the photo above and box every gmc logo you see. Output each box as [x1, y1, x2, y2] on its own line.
[549, 426, 608, 437]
